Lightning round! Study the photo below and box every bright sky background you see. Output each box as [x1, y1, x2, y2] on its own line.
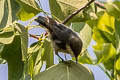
[0, 0, 110, 80]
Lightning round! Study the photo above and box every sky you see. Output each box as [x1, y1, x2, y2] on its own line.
[0, 0, 110, 80]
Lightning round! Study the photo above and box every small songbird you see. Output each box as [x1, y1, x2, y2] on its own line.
[35, 16, 83, 62]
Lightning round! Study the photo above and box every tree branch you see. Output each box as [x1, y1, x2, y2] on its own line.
[62, 0, 95, 24]
[95, 1, 106, 10]
[29, 33, 39, 40]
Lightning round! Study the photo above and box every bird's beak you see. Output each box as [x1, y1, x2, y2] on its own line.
[35, 16, 47, 23]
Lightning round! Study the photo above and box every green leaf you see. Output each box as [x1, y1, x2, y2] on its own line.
[34, 61, 94, 80]
[28, 42, 43, 78]
[115, 19, 120, 53]
[103, 57, 114, 71]
[0, 44, 5, 61]
[91, 2, 97, 13]
[49, 0, 65, 21]
[105, 1, 120, 18]
[56, 0, 87, 19]
[42, 40, 54, 68]
[0, 0, 19, 29]
[0, 43, 4, 55]
[0, 22, 28, 61]
[93, 28, 116, 47]
[26, 40, 54, 79]
[87, 11, 105, 29]
[93, 43, 116, 64]
[27, 40, 54, 78]
[33, 56, 43, 77]
[16, 0, 41, 21]
[78, 50, 93, 64]
[116, 56, 120, 70]
[15, 23, 28, 61]
[49, 0, 94, 23]
[28, 40, 54, 75]
[1, 35, 24, 80]
[0, 26, 15, 44]
[87, 19, 98, 29]
[71, 22, 85, 33]
[79, 23, 92, 52]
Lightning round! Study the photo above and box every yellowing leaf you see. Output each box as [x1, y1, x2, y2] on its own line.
[16, 0, 41, 21]
[92, 28, 116, 46]
[97, 13, 115, 34]
[116, 57, 120, 70]
[93, 43, 116, 64]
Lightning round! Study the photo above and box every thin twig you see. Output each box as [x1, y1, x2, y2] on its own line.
[95, 1, 106, 10]
[62, 0, 95, 24]
[29, 33, 39, 40]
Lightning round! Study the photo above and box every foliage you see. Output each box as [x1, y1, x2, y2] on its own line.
[0, 0, 120, 80]
[34, 61, 94, 80]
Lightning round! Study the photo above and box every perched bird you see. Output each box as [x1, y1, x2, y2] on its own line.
[35, 16, 83, 62]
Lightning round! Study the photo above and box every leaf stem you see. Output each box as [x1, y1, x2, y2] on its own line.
[29, 33, 39, 40]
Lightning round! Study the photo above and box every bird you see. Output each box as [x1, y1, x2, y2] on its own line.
[35, 16, 83, 63]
